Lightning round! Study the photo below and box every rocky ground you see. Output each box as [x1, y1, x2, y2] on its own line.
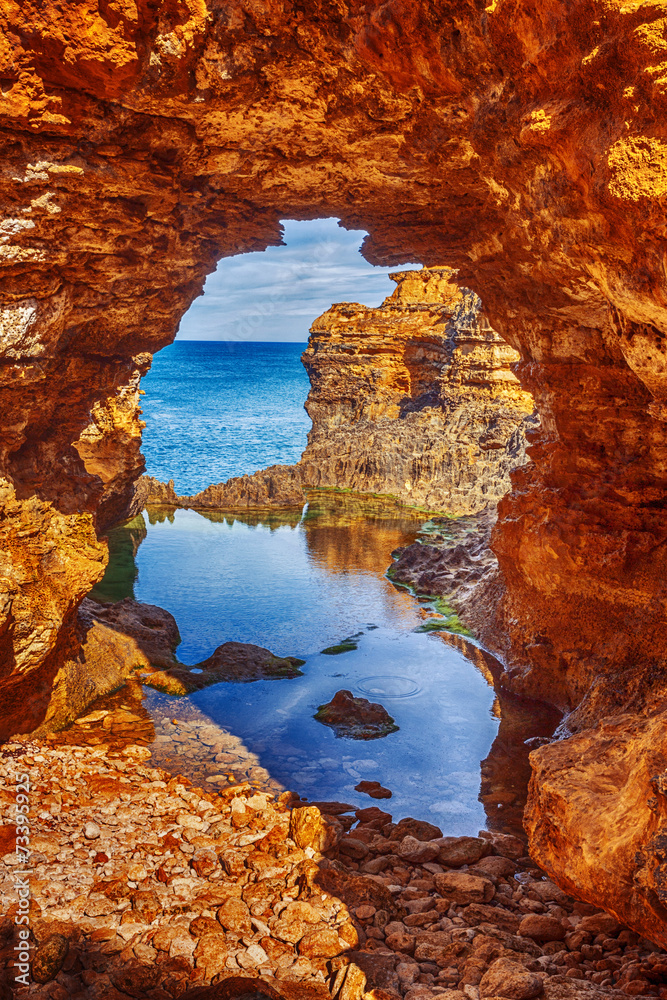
[1, 741, 665, 1000]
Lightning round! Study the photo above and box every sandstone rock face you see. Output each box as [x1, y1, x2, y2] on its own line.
[524, 712, 667, 951]
[299, 268, 536, 515]
[3, 0, 667, 950]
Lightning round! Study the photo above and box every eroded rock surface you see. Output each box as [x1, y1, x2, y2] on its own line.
[299, 268, 535, 515]
[3, 0, 667, 953]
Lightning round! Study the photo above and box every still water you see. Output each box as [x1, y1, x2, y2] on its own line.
[92, 499, 558, 836]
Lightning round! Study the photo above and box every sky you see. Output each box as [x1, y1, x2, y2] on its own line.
[176, 218, 418, 342]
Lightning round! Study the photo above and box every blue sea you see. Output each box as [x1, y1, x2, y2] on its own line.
[140, 341, 311, 494]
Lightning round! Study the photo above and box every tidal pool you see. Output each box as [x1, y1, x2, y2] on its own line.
[91, 498, 559, 836]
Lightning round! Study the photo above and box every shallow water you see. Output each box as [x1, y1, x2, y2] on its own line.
[91, 500, 560, 836]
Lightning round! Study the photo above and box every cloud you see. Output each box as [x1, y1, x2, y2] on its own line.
[177, 218, 419, 342]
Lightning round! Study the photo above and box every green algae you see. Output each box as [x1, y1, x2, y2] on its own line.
[321, 641, 358, 655]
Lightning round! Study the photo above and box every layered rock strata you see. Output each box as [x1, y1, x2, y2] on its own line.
[2, 0, 667, 956]
[142, 268, 536, 515]
[299, 268, 536, 514]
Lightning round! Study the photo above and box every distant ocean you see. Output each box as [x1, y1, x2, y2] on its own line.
[140, 341, 311, 495]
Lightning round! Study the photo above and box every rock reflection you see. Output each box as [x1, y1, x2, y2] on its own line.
[435, 630, 562, 837]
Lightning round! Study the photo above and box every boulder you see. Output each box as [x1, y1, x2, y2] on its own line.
[314, 690, 399, 740]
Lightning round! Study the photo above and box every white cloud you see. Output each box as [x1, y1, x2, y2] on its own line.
[177, 218, 419, 342]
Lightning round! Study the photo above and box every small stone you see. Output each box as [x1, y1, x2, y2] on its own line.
[217, 898, 252, 935]
[386, 930, 416, 954]
[131, 889, 161, 924]
[577, 912, 622, 935]
[299, 926, 347, 958]
[472, 856, 516, 878]
[191, 847, 219, 877]
[481, 831, 525, 860]
[340, 837, 371, 860]
[518, 913, 566, 942]
[110, 963, 160, 996]
[314, 689, 399, 739]
[31, 934, 69, 984]
[355, 905, 376, 919]
[289, 805, 341, 852]
[355, 780, 392, 799]
[84, 821, 101, 840]
[435, 836, 489, 867]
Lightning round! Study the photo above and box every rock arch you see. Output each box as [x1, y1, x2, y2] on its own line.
[2, 0, 667, 938]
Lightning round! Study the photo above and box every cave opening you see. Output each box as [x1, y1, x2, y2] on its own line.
[139, 217, 412, 494]
[78, 215, 554, 839]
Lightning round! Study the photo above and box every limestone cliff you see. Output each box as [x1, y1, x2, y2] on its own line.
[142, 268, 536, 515]
[2, 0, 667, 947]
[299, 268, 536, 514]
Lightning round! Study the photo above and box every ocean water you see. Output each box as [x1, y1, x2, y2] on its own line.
[141, 341, 311, 494]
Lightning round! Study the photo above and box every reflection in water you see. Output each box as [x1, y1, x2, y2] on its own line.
[89, 500, 560, 835]
[95, 514, 147, 603]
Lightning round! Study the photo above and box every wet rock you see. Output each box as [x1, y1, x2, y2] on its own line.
[314, 690, 399, 740]
[396, 836, 440, 865]
[434, 872, 495, 904]
[518, 914, 566, 942]
[31, 933, 69, 984]
[435, 836, 490, 867]
[355, 780, 392, 799]
[289, 805, 342, 852]
[460, 903, 522, 933]
[395, 818, 442, 841]
[479, 957, 543, 999]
